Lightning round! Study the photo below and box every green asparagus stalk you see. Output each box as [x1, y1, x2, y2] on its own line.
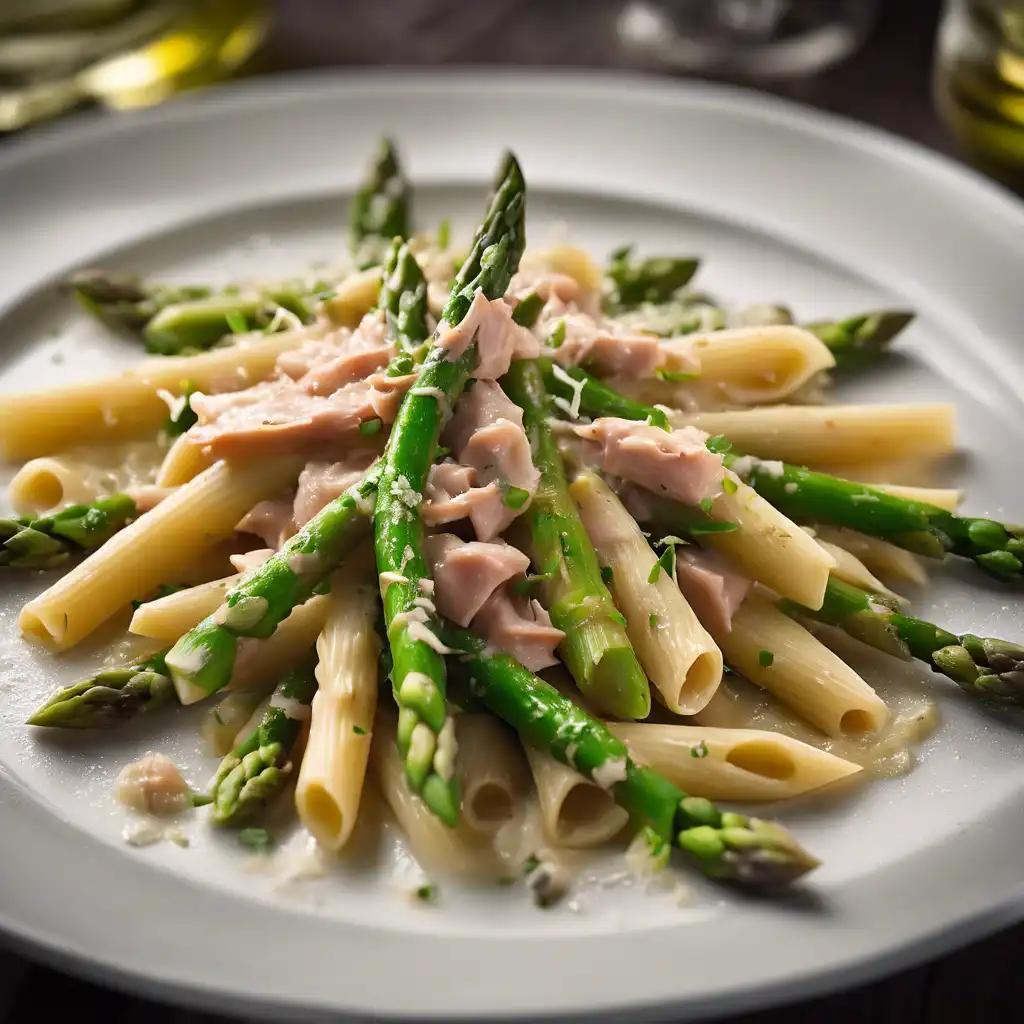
[164, 469, 379, 703]
[502, 359, 651, 719]
[725, 455, 1024, 580]
[27, 649, 175, 728]
[70, 270, 317, 355]
[142, 289, 316, 355]
[539, 358, 671, 430]
[350, 137, 410, 269]
[209, 661, 319, 825]
[378, 237, 429, 354]
[439, 624, 818, 887]
[604, 245, 700, 312]
[804, 310, 915, 370]
[1, 493, 137, 569]
[779, 577, 1024, 707]
[374, 152, 527, 824]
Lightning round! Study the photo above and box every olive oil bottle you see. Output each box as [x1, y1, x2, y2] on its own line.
[0, 0, 270, 132]
[935, 0, 1024, 181]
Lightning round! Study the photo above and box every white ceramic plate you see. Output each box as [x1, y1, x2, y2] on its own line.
[1, 71, 1024, 1023]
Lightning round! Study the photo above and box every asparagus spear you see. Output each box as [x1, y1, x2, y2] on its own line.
[374, 152, 527, 824]
[1, 493, 137, 569]
[780, 577, 1024, 707]
[538, 358, 671, 430]
[502, 359, 651, 719]
[163, 237, 433, 705]
[378, 237, 429, 354]
[804, 311, 915, 370]
[27, 649, 174, 728]
[70, 271, 317, 355]
[349, 137, 410, 269]
[725, 455, 1024, 580]
[604, 245, 700, 312]
[439, 624, 818, 887]
[208, 661, 319, 825]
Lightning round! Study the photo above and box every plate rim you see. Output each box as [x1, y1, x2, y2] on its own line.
[2, 67, 1024, 1022]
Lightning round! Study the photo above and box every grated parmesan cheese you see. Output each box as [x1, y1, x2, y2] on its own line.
[549, 362, 586, 420]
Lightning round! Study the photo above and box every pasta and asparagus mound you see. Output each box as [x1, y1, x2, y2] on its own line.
[5, 140, 1022, 905]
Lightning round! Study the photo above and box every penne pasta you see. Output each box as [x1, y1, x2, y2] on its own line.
[811, 525, 929, 586]
[519, 244, 603, 290]
[571, 472, 722, 713]
[810, 535, 903, 601]
[9, 457, 103, 515]
[456, 714, 530, 836]
[702, 472, 834, 610]
[609, 722, 862, 802]
[662, 325, 835, 405]
[523, 745, 629, 848]
[155, 431, 218, 487]
[372, 708, 499, 880]
[0, 328, 319, 459]
[320, 266, 384, 328]
[673, 404, 956, 467]
[20, 456, 304, 650]
[712, 591, 889, 737]
[869, 483, 962, 512]
[296, 570, 381, 852]
[129, 574, 238, 640]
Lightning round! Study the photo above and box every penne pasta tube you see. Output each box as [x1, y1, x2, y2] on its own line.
[609, 723, 862, 802]
[811, 525, 929, 586]
[130, 574, 238, 640]
[9, 440, 166, 515]
[456, 714, 530, 836]
[869, 483, 962, 512]
[372, 708, 499, 880]
[155, 431, 217, 487]
[703, 472, 834, 610]
[520, 244, 603, 290]
[809, 535, 903, 602]
[9, 457, 103, 515]
[0, 328, 318, 459]
[713, 591, 889, 737]
[664, 325, 835, 405]
[523, 745, 629, 848]
[570, 472, 722, 713]
[20, 456, 304, 650]
[320, 266, 383, 328]
[296, 571, 380, 852]
[673, 404, 956, 467]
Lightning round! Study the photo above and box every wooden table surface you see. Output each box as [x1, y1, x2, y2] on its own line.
[1, 1, 1022, 1021]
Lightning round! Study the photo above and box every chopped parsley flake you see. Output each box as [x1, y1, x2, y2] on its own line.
[758, 649, 775, 668]
[353, 725, 366, 735]
[522, 855, 541, 876]
[648, 544, 676, 583]
[502, 485, 530, 509]
[690, 740, 709, 759]
[655, 368, 699, 383]
[238, 828, 273, 852]
[689, 521, 738, 535]
[415, 884, 435, 902]
[722, 475, 738, 495]
[163, 381, 199, 438]
[359, 417, 383, 436]
[649, 613, 659, 628]
[699, 497, 715, 514]
[705, 435, 732, 455]
[546, 320, 567, 348]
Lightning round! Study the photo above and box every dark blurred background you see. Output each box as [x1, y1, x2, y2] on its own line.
[3, 1, 1024, 1022]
